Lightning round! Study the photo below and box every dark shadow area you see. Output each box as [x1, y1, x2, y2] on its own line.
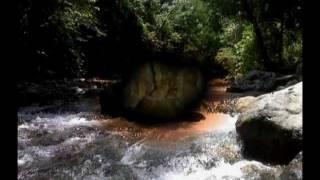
[240, 141, 302, 165]
[236, 121, 302, 165]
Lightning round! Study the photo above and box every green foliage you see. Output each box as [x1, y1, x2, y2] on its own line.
[282, 29, 302, 66]
[17, 0, 303, 79]
[214, 0, 302, 76]
[216, 23, 259, 77]
[240, 0, 303, 71]
[18, 0, 105, 78]
[169, 0, 221, 59]
[234, 24, 259, 73]
[47, 0, 106, 77]
[129, 0, 222, 62]
[215, 48, 237, 76]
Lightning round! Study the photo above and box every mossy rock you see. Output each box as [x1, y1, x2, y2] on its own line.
[122, 61, 205, 120]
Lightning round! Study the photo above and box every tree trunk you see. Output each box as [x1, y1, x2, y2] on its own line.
[240, 0, 273, 70]
[279, 13, 285, 63]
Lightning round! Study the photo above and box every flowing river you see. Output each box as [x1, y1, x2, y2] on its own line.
[17, 80, 298, 180]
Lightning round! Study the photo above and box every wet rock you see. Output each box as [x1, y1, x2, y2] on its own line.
[259, 172, 278, 180]
[241, 163, 282, 180]
[276, 79, 299, 91]
[221, 176, 241, 180]
[216, 145, 241, 164]
[227, 70, 277, 92]
[32, 135, 64, 146]
[236, 82, 302, 164]
[279, 151, 302, 180]
[103, 164, 137, 180]
[275, 74, 296, 85]
[235, 96, 257, 113]
[227, 70, 300, 92]
[240, 164, 261, 176]
[122, 61, 205, 120]
[204, 158, 218, 169]
[17, 78, 113, 107]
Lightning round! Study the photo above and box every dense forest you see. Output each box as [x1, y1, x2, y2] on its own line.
[17, 0, 302, 79]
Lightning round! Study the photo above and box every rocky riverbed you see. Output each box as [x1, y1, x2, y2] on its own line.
[17, 78, 302, 180]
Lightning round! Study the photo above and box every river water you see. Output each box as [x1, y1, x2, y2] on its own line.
[17, 80, 298, 180]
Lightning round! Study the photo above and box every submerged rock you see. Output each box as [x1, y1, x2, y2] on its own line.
[236, 82, 302, 164]
[122, 61, 206, 120]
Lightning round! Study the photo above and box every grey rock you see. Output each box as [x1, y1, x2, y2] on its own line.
[236, 82, 302, 164]
[227, 70, 277, 92]
[235, 96, 257, 113]
[228, 70, 300, 92]
[279, 151, 302, 180]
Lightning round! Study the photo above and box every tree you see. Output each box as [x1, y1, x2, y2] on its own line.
[239, 0, 302, 72]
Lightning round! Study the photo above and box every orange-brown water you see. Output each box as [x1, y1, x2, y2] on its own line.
[97, 79, 234, 148]
[101, 112, 225, 138]
[97, 112, 230, 151]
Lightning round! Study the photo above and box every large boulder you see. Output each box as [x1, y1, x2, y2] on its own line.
[236, 82, 302, 164]
[122, 61, 205, 120]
